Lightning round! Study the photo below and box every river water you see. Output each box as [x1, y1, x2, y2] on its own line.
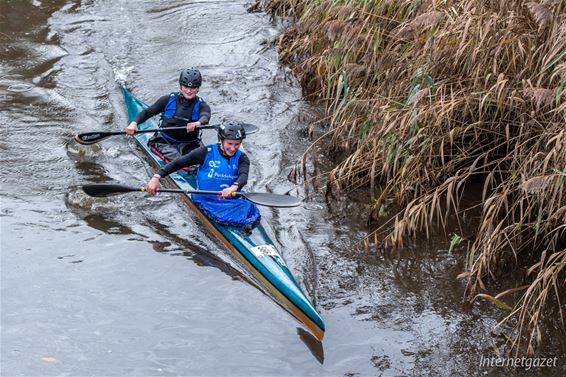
[1, 1, 564, 376]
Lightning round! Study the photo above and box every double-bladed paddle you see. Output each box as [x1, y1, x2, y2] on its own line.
[75, 118, 259, 145]
[82, 184, 302, 208]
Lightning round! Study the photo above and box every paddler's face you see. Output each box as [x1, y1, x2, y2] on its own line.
[180, 84, 199, 99]
[221, 139, 242, 156]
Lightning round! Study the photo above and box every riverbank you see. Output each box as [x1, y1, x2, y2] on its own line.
[256, 0, 566, 355]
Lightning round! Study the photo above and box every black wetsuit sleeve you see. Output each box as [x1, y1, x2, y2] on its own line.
[236, 153, 250, 188]
[198, 100, 211, 125]
[156, 146, 208, 178]
[133, 95, 170, 124]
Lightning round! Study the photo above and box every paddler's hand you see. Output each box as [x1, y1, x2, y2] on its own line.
[220, 184, 239, 198]
[126, 121, 138, 135]
[146, 174, 161, 195]
[186, 121, 201, 133]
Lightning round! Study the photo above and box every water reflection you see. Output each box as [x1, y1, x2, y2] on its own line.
[82, 213, 134, 235]
[144, 218, 249, 280]
[72, 161, 109, 178]
[297, 327, 324, 364]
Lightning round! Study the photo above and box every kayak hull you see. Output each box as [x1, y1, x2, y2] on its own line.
[121, 86, 324, 340]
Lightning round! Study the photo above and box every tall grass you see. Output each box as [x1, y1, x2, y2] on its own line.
[256, 0, 566, 354]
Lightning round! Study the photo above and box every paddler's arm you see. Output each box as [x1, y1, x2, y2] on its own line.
[145, 146, 207, 195]
[185, 101, 211, 133]
[220, 153, 250, 198]
[197, 101, 211, 125]
[234, 153, 250, 188]
[125, 95, 169, 135]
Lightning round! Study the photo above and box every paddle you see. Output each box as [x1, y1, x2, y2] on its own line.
[75, 120, 259, 145]
[82, 184, 302, 208]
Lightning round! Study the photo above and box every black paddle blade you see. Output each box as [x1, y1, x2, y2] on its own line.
[240, 123, 259, 135]
[243, 192, 302, 208]
[83, 184, 142, 197]
[75, 132, 115, 145]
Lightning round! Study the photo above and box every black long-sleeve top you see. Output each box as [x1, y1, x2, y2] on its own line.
[156, 145, 250, 188]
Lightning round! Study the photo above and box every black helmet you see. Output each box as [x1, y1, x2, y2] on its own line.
[179, 68, 202, 88]
[218, 121, 246, 141]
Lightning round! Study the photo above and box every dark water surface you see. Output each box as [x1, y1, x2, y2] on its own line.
[1, 1, 564, 376]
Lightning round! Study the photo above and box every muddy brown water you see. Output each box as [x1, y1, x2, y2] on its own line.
[1, 1, 564, 376]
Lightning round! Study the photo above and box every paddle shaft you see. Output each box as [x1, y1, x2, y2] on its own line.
[75, 122, 258, 145]
[154, 187, 241, 196]
[75, 125, 215, 143]
[137, 125, 216, 135]
[82, 184, 302, 207]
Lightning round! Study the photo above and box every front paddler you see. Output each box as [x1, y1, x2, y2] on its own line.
[146, 121, 261, 226]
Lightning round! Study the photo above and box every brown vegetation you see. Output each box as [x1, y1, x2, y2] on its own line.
[255, 0, 566, 354]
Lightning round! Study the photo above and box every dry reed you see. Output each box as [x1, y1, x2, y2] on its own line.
[255, 0, 566, 354]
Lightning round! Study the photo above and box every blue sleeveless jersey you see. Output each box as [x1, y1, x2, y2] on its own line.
[162, 92, 201, 121]
[160, 93, 202, 143]
[196, 144, 241, 191]
[193, 144, 261, 226]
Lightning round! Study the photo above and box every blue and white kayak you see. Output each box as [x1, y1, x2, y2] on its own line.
[121, 86, 325, 341]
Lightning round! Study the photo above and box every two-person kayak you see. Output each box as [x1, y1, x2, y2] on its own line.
[120, 85, 325, 341]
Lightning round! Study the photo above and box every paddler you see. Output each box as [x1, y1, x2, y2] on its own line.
[145, 122, 261, 226]
[125, 68, 211, 162]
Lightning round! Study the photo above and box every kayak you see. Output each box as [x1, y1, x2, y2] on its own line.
[120, 86, 325, 341]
